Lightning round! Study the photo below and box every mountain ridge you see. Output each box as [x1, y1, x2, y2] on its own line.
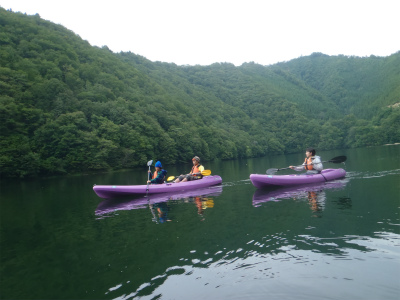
[0, 8, 399, 178]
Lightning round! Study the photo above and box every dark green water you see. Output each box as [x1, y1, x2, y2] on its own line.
[1, 145, 399, 300]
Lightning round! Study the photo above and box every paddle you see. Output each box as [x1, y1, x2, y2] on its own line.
[266, 156, 347, 175]
[149, 203, 158, 224]
[166, 170, 212, 182]
[145, 160, 153, 197]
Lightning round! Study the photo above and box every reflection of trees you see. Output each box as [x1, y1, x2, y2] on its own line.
[332, 197, 352, 210]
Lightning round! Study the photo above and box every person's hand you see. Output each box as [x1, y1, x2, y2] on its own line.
[289, 166, 294, 169]
[147, 180, 151, 183]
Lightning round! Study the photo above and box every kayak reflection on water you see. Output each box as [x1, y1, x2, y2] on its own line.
[189, 196, 214, 221]
[96, 186, 222, 222]
[307, 190, 326, 213]
[252, 179, 349, 213]
[149, 196, 214, 224]
[149, 202, 171, 224]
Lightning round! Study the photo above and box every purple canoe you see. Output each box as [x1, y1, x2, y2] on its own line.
[250, 168, 346, 188]
[93, 175, 222, 199]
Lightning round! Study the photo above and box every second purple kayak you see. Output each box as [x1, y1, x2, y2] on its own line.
[250, 168, 346, 188]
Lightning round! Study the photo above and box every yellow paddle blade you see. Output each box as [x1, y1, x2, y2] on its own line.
[201, 170, 211, 176]
[205, 199, 214, 208]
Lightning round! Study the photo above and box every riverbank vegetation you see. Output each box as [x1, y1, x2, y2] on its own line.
[1, 8, 399, 177]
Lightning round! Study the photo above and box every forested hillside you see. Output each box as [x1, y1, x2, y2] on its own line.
[1, 8, 399, 178]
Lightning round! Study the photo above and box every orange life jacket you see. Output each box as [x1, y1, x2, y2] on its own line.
[304, 157, 313, 170]
[150, 169, 167, 184]
[191, 164, 203, 177]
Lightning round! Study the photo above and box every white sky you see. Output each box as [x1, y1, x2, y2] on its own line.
[1, 0, 399, 66]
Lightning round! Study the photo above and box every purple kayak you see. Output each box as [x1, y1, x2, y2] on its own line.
[93, 175, 222, 199]
[250, 168, 346, 188]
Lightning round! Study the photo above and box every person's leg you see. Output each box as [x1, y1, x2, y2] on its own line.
[181, 174, 192, 182]
[174, 175, 185, 183]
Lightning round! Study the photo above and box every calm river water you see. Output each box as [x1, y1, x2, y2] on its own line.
[1, 145, 399, 300]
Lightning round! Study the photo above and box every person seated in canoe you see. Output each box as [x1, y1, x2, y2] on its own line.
[147, 161, 168, 184]
[289, 148, 323, 174]
[174, 156, 204, 183]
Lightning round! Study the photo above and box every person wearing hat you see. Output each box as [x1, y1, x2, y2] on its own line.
[147, 161, 168, 184]
[174, 156, 204, 183]
[289, 147, 323, 174]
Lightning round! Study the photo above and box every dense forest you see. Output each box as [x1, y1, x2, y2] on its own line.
[1, 8, 399, 178]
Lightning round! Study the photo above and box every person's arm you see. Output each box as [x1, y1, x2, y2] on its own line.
[290, 165, 304, 172]
[197, 165, 205, 175]
[150, 171, 164, 184]
[290, 158, 306, 172]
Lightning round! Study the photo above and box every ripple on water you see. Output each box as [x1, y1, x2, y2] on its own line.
[109, 231, 400, 300]
[347, 169, 400, 179]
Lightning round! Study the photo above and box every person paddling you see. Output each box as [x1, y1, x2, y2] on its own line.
[290, 148, 323, 174]
[147, 161, 167, 184]
[174, 156, 204, 183]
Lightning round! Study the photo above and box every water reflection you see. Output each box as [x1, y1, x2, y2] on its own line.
[148, 196, 215, 223]
[112, 230, 400, 300]
[252, 179, 349, 213]
[149, 202, 171, 223]
[332, 196, 353, 210]
[95, 186, 222, 222]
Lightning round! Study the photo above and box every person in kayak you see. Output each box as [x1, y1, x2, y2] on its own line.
[147, 161, 168, 184]
[289, 148, 323, 174]
[174, 156, 204, 183]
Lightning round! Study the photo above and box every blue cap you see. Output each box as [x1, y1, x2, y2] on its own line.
[155, 161, 162, 168]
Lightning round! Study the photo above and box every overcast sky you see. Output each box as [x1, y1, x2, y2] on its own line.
[1, 0, 399, 66]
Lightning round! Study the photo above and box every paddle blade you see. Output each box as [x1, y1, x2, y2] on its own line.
[201, 170, 211, 176]
[328, 156, 347, 163]
[266, 168, 279, 175]
[147, 160, 153, 166]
